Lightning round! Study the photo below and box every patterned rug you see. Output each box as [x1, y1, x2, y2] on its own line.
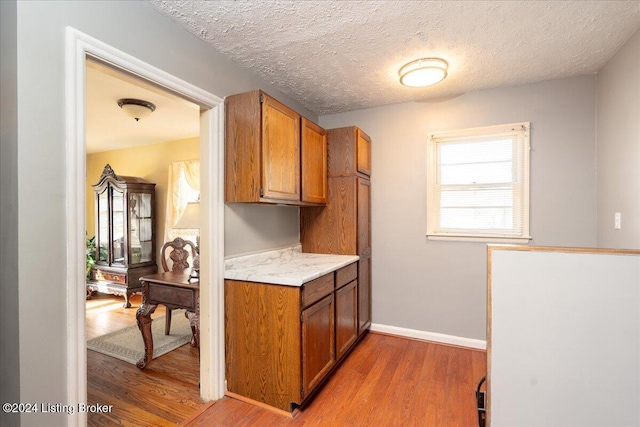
[87, 309, 192, 365]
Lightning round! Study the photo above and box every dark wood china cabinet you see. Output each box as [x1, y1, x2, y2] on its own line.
[88, 164, 157, 307]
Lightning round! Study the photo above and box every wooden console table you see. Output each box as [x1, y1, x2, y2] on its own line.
[135, 270, 199, 369]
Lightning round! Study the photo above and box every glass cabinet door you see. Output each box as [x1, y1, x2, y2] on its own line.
[129, 192, 153, 264]
[111, 187, 125, 266]
[97, 188, 109, 263]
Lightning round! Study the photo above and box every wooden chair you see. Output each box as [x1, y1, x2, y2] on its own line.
[160, 237, 198, 335]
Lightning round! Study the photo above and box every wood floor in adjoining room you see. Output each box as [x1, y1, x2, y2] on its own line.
[86, 293, 207, 427]
[185, 332, 487, 427]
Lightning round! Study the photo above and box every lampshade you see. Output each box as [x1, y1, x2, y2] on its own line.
[117, 98, 156, 121]
[399, 58, 448, 88]
[174, 202, 200, 230]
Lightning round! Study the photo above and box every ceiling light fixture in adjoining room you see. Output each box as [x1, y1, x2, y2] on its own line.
[117, 98, 156, 121]
[399, 58, 448, 88]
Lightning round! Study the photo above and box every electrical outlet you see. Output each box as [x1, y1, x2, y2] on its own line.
[614, 212, 621, 230]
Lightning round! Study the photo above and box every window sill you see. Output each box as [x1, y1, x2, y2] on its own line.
[426, 234, 532, 244]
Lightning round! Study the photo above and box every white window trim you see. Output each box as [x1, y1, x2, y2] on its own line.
[426, 122, 531, 243]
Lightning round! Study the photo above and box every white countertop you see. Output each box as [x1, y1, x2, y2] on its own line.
[224, 245, 359, 286]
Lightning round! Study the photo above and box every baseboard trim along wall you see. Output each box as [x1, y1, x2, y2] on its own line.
[370, 323, 487, 350]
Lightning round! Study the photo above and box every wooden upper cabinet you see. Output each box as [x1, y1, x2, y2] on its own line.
[261, 95, 300, 201]
[225, 90, 326, 206]
[327, 126, 372, 177]
[356, 128, 371, 176]
[301, 118, 328, 204]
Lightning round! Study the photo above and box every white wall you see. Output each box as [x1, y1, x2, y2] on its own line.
[489, 248, 640, 427]
[596, 29, 640, 249]
[10, 1, 304, 425]
[320, 75, 598, 341]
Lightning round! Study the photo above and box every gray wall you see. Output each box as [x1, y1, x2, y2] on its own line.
[11, 1, 302, 424]
[320, 76, 598, 340]
[225, 204, 300, 256]
[0, 1, 21, 426]
[596, 29, 640, 249]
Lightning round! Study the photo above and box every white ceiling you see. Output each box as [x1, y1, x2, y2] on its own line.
[148, 0, 640, 115]
[86, 60, 200, 154]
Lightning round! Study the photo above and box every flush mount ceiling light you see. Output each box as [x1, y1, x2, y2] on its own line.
[399, 58, 448, 88]
[117, 98, 156, 121]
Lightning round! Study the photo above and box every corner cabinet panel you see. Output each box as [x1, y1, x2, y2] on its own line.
[300, 176, 357, 255]
[302, 294, 335, 398]
[301, 118, 328, 204]
[89, 164, 157, 308]
[261, 95, 301, 201]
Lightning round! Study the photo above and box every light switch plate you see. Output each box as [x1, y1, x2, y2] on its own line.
[614, 212, 621, 230]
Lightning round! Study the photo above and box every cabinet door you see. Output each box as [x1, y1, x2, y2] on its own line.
[356, 128, 371, 176]
[336, 280, 358, 359]
[261, 95, 300, 201]
[358, 257, 372, 335]
[302, 294, 335, 397]
[301, 118, 327, 204]
[357, 177, 371, 255]
[111, 186, 126, 266]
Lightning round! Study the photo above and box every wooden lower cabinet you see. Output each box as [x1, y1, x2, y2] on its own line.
[225, 263, 359, 413]
[302, 294, 335, 397]
[335, 280, 358, 360]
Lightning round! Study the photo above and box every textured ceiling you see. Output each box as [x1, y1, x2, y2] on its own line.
[147, 0, 640, 115]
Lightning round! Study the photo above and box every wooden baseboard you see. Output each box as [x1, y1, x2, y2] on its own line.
[370, 323, 487, 350]
[224, 391, 300, 419]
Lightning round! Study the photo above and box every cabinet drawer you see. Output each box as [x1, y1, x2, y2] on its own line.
[302, 274, 334, 308]
[336, 263, 357, 288]
[94, 270, 126, 284]
[148, 284, 195, 309]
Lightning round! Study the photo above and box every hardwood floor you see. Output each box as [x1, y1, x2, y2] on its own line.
[86, 293, 207, 426]
[87, 293, 486, 426]
[184, 332, 487, 427]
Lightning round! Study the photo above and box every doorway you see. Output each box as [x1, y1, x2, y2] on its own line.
[66, 28, 225, 427]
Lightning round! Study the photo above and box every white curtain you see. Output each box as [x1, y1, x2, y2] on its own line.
[164, 160, 200, 243]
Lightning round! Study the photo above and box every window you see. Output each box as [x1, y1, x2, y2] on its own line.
[165, 160, 200, 244]
[426, 122, 531, 243]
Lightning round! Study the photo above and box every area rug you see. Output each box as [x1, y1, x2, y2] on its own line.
[87, 309, 192, 365]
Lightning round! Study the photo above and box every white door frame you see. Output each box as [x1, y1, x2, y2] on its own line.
[65, 27, 225, 427]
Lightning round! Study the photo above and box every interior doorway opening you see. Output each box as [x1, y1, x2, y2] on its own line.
[84, 58, 204, 424]
[66, 27, 225, 427]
